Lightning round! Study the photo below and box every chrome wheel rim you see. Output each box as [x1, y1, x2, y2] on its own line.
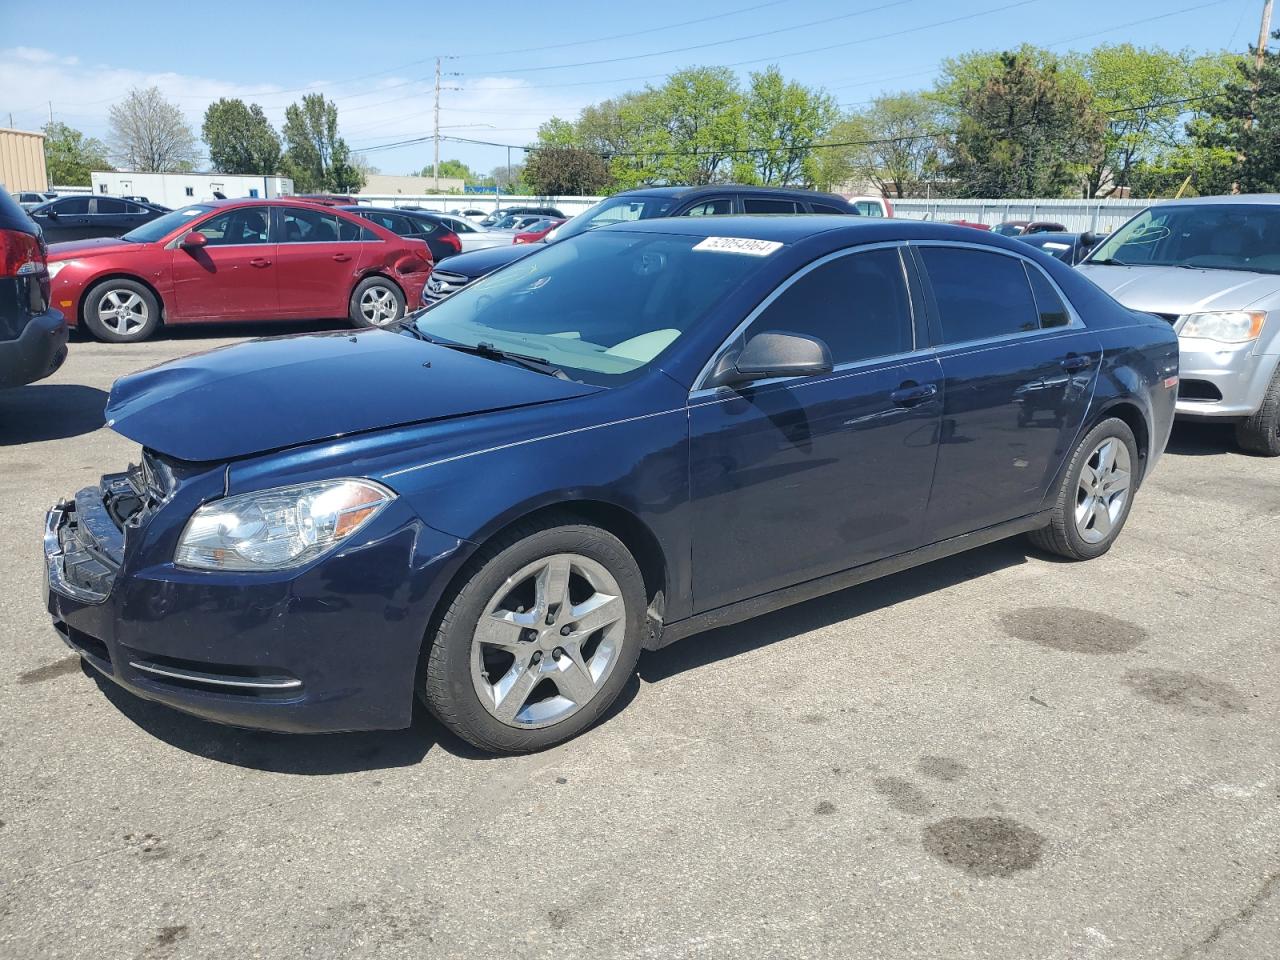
[359, 285, 399, 325]
[1075, 437, 1132, 544]
[97, 289, 148, 335]
[470, 553, 626, 729]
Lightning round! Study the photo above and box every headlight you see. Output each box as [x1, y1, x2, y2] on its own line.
[175, 479, 395, 572]
[46, 260, 77, 279]
[1178, 310, 1267, 343]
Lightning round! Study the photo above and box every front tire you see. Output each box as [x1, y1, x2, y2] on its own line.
[1028, 417, 1140, 561]
[421, 516, 646, 753]
[1234, 367, 1280, 456]
[349, 276, 405, 328]
[83, 279, 160, 343]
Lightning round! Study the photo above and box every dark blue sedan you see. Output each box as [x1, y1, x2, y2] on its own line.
[45, 217, 1179, 752]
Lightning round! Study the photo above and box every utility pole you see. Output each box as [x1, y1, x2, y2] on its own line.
[1256, 0, 1274, 71]
[433, 56, 441, 194]
[48, 101, 53, 124]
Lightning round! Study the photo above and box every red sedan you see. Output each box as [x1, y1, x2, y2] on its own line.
[45, 198, 432, 342]
[512, 218, 567, 245]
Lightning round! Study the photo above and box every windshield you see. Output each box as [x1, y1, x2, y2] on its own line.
[553, 195, 678, 242]
[1087, 203, 1280, 274]
[410, 230, 761, 385]
[121, 205, 214, 243]
[992, 223, 1025, 236]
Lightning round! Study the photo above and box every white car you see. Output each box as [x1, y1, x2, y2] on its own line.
[845, 195, 894, 218]
[425, 213, 515, 253]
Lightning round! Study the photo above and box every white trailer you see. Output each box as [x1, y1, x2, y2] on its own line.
[89, 171, 294, 208]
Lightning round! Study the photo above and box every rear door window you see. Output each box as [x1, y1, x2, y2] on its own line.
[742, 247, 914, 365]
[280, 207, 345, 243]
[94, 197, 127, 215]
[811, 202, 853, 215]
[919, 247, 1040, 344]
[681, 198, 734, 217]
[743, 197, 802, 214]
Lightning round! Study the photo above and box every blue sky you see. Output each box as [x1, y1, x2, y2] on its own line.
[0, 0, 1265, 177]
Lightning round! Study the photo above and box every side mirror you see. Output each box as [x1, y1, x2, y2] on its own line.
[707, 331, 833, 388]
[45, 208, 59, 220]
[1080, 231, 1099, 247]
[180, 230, 208, 249]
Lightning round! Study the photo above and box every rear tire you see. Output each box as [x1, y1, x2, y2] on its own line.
[349, 276, 405, 328]
[1028, 417, 1140, 561]
[83, 279, 160, 343]
[421, 516, 646, 753]
[1234, 367, 1280, 456]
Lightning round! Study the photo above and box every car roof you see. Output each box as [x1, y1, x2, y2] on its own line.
[600, 214, 1022, 246]
[1153, 193, 1280, 208]
[616, 184, 849, 203]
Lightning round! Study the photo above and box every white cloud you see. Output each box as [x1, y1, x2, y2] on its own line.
[0, 47, 591, 174]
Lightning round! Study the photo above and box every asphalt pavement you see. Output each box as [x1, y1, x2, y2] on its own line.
[1, 326, 1277, 959]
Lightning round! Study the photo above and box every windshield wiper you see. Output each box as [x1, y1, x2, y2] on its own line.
[1090, 257, 1130, 266]
[394, 319, 436, 342]
[433, 338, 568, 379]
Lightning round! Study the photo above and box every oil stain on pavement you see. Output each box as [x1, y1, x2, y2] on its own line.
[1000, 607, 1148, 655]
[1123, 668, 1248, 716]
[922, 816, 1045, 878]
[872, 776, 935, 817]
[916, 756, 968, 782]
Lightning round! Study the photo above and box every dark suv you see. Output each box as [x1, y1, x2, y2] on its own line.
[479, 205, 565, 226]
[424, 185, 857, 301]
[0, 186, 66, 388]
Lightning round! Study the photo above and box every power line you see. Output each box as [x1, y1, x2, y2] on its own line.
[453, 0, 792, 59]
[470, 0, 917, 75]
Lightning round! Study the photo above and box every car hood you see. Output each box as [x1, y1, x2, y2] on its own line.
[105, 329, 601, 462]
[437, 243, 538, 278]
[47, 236, 145, 260]
[1077, 263, 1280, 314]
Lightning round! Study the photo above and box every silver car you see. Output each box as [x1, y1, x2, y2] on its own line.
[1078, 195, 1280, 455]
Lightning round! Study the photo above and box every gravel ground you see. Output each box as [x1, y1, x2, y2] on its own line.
[2, 327, 1277, 960]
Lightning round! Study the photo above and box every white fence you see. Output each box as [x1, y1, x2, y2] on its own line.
[355, 194, 604, 216]
[892, 198, 1151, 232]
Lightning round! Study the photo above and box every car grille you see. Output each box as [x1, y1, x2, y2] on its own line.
[47, 450, 174, 602]
[424, 269, 472, 300]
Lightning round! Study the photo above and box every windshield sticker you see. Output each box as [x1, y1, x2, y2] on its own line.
[693, 236, 784, 256]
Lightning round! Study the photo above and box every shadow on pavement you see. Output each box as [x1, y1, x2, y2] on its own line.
[640, 538, 1032, 684]
[89, 660, 643, 771]
[0, 383, 109, 445]
[1164, 421, 1239, 457]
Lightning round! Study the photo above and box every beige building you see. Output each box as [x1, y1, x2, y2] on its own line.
[0, 127, 48, 192]
[360, 173, 466, 196]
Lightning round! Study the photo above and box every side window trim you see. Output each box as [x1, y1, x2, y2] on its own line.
[907, 240, 1085, 352]
[689, 241, 922, 396]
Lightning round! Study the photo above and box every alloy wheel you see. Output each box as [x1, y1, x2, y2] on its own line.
[97, 289, 148, 336]
[1074, 437, 1132, 544]
[359, 285, 399, 325]
[470, 553, 626, 729]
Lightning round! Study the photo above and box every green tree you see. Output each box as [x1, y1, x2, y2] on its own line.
[812, 92, 943, 197]
[42, 121, 112, 186]
[417, 159, 474, 180]
[945, 52, 1103, 198]
[625, 67, 747, 187]
[202, 98, 282, 175]
[1080, 45, 1212, 197]
[1201, 30, 1280, 192]
[743, 66, 838, 186]
[524, 146, 611, 195]
[107, 86, 199, 172]
[281, 93, 364, 192]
